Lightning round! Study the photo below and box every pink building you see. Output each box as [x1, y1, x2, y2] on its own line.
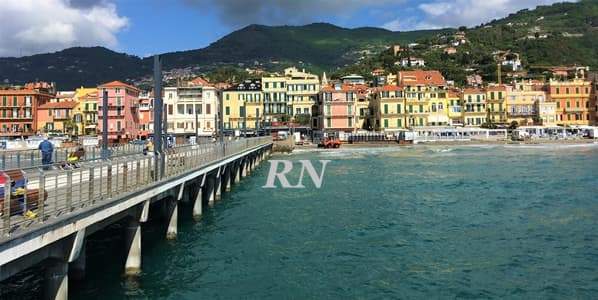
[97, 81, 140, 144]
[318, 83, 368, 133]
[138, 92, 153, 139]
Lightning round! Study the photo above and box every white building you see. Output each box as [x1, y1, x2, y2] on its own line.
[398, 57, 425, 68]
[164, 80, 219, 141]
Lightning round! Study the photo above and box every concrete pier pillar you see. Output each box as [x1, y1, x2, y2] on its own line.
[242, 161, 247, 177]
[192, 186, 202, 220]
[124, 218, 142, 275]
[44, 259, 68, 300]
[225, 168, 232, 191]
[166, 198, 178, 240]
[214, 173, 222, 201]
[208, 176, 215, 206]
[69, 244, 86, 281]
[235, 163, 241, 182]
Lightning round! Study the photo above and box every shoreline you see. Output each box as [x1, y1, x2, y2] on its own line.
[293, 138, 598, 150]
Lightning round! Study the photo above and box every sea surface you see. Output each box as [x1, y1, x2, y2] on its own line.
[4, 143, 598, 299]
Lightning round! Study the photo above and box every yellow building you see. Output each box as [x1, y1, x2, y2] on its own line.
[222, 79, 263, 131]
[462, 88, 487, 126]
[370, 85, 405, 131]
[398, 71, 448, 127]
[262, 75, 287, 123]
[507, 81, 546, 126]
[284, 67, 319, 123]
[446, 89, 463, 126]
[75, 87, 98, 135]
[485, 85, 507, 124]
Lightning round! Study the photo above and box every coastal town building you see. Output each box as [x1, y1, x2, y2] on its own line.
[97, 81, 141, 143]
[262, 75, 287, 123]
[164, 78, 219, 142]
[36, 91, 83, 135]
[223, 79, 263, 131]
[398, 70, 447, 127]
[446, 89, 464, 126]
[317, 83, 368, 132]
[485, 85, 508, 124]
[462, 88, 487, 126]
[506, 81, 545, 126]
[75, 87, 98, 136]
[284, 67, 319, 120]
[398, 57, 426, 68]
[0, 85, 53, 137]
[546, 78, 593, 126]
[370, 85, 404, 131]
[138, 92, 153, 139]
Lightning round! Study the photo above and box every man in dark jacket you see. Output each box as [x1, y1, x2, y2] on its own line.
[38, 137, 54, 169]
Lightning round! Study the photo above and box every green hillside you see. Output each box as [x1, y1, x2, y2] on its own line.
[336, 0, 598, 85]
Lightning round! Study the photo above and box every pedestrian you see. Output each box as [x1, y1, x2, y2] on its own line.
[38, 136, 54, 170]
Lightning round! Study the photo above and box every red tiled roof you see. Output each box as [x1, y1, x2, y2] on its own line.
[372, 85, 403, 93]
[463, 88, 485, 94]
[98, 80, 140, 92]
[485, 85, 507, 92]
[321, 84, 369, 93]
[398, 70, 446, 86]
[38, 101, 78, 109]
[188, 77, 212, 87]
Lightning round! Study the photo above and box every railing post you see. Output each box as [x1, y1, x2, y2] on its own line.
[38, 170, 45, 223]
[2, 180, 11, 236]
[66, 169, 73, 212]
[89, 167, 94, 204]
[107, 164, 113, 199]
[136, 160, 141, 187]
[123, 162, 128, 192]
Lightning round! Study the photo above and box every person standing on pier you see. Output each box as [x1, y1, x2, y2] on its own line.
[38, 136, 54, 170]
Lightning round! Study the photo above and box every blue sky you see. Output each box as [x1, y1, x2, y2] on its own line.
[0, 0, 571, 57]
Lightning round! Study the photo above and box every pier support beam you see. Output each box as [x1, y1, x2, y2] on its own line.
[207, 175, 215, 206]
[235, 161, 241, 183]
[192, 174, 206, 220]
[166, 198, 178, 240]
[69, 244, 86, 281]
[44, 259, 68, 300]
[241, 160, 247, 177]
[225, 165, 232, 191]
[214, 170, 222, 201]
[124, 218, 142, 275]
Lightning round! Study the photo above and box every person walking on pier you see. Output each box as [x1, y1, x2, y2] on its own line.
[38, 137, 54, 170]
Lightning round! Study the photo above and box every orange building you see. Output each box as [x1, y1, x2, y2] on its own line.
[0, 88, 53, 137]
[546, 79, 593, 126]
[36, 101, 79, 133]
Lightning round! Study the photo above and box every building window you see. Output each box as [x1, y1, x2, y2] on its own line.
[177, 104, 184, 115]
[168, 105, 173, 115]
[206, 104, 211, 114]
[187, 104, 194, 114]
[225, 106, 230, 115]
[384, 104, 388, 114]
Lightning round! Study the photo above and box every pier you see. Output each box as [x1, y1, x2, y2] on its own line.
[0, 137, 272, 300]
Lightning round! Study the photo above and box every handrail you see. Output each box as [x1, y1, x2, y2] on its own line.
[0, 137, 272, 238]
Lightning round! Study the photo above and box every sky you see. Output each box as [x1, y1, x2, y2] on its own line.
[0, 0, 574, 58]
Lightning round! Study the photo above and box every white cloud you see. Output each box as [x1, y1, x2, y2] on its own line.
[413, 0, 573, 29]
[0, 0, 128, 57]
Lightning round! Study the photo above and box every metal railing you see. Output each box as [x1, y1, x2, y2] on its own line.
[0, 144, 148, 170]
[0, 137, 271, 238]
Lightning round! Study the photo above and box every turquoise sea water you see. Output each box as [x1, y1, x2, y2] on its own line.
[5, 143, 598, 299]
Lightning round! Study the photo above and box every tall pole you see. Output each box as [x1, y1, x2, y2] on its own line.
[243, 102, 247, 138]
[153, 55, 163, 178]
[101, 90, 108, 158]
[218, 96, 223, 142]
[195, 104, 199, 144]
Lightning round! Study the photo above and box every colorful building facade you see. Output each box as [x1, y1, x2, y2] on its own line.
[0, 87, 53, 137]
[318, 83, 368, 132]
[547, 78, 593, 126]
[97, 81, 140, 143]
[223, 79, 263, 130]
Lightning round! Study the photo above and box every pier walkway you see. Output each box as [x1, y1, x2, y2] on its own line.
[0, 137, 273, 300]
